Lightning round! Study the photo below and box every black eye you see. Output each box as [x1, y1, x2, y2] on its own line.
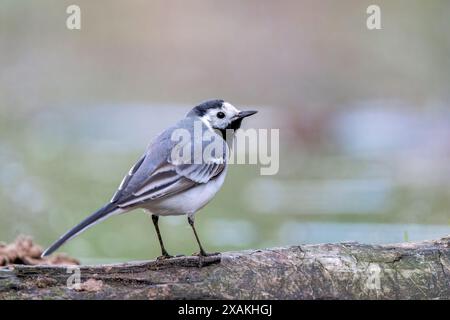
[217, 111, 225, 119]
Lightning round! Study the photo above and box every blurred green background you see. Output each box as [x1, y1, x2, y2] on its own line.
[1, 0, 450, 263]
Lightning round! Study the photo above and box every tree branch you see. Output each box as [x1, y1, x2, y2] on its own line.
[1, 236, 449, 299]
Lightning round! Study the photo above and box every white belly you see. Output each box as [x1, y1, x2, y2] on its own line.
[142, 168, 227, 216]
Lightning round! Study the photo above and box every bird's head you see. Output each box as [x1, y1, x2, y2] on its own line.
[188, 99, 257, 131]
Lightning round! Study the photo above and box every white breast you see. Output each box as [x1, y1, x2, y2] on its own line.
[142, 167, 227, 217]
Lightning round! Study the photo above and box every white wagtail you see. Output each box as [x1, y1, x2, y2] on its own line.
[42, 100, 257, 258]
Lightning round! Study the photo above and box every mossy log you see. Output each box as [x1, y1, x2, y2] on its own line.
[1, 236, 450, 299]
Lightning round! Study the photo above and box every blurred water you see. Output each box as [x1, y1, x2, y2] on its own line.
[246, 178, 393, 215]
[278, 222, 450, 245]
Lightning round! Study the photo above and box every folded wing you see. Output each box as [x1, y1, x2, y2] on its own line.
[110, 119, 227, 209]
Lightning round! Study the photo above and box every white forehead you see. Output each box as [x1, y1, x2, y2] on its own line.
[222, 102, 240, 114]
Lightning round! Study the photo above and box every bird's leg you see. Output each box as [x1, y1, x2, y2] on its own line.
[151, 215, 172, 259]
[188, 216, 220, 257]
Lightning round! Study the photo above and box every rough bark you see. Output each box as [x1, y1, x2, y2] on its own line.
[1, 236, 449, 300]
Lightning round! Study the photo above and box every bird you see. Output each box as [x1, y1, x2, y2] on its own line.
[42, 99, 257, 259]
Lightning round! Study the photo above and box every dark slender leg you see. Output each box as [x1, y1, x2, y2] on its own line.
[151, 215, 172, 259]
[188, 216, 219, 257]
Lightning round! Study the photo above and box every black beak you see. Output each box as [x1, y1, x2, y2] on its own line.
[237, 110, 258, 119]
[226, 110, 257, 131]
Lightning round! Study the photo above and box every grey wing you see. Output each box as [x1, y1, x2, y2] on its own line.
[110, 153, 146, 204]
[114, 161, 225, 209]
[110, 123, 226, 209]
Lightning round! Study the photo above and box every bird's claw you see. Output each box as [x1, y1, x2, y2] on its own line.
[193, 251, 221, 257]
[156, 253, 186, 260]
[156, 254, 173, 260]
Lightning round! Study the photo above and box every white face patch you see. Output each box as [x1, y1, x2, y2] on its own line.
[200, 102, 241, 130]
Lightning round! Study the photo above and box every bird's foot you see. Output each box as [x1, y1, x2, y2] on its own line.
[156, 253, 173, 260]
[156, 253, 186, 260]
[156, 250, 173, 260]
[193, 251, 221, 257]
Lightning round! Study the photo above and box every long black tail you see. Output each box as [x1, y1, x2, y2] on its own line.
[41, 203, 120, 257]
